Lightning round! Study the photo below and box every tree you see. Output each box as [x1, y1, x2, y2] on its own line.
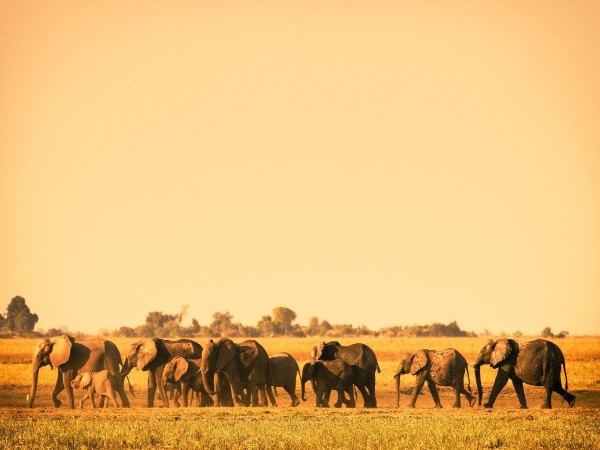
[4, 296, 39, 335]
[272, 307, 297, 335]
[541, 327, 554, 338]
[209, 311, 234, 337]
[257, 315, 277, 337]
[305, 316, 320, 336]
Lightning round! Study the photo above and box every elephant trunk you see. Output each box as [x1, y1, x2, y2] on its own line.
[474, 364, 483, 406]
[301, 373, 307, 402]
[395, 373, 401, 407]
[201, 365, 215, 396]
[27, 369, 39, 408]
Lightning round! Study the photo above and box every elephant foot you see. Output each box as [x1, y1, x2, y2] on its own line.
[407, 404, 416, 409]
[540, 404, 551, 409]
[568, 397, 576, 407]
[483, 402, 494, 409]
[435, 404, 443, 409]
[53, 398, 62, 408]
[468, 397, 476, 407]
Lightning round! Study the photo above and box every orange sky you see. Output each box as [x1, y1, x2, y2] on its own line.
[1, 1, 599, 335]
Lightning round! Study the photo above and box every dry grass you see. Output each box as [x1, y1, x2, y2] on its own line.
[1, 336, 599, 449]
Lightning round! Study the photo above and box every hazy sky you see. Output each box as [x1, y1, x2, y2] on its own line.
[1, 1, 599, 335]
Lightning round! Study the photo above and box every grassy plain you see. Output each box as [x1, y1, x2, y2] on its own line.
[1, 336, 599, 449]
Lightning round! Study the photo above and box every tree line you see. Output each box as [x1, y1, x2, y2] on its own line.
[0, 295, 567, 339]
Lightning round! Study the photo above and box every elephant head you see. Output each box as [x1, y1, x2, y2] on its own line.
[28, 335, 73, 408]
[121, 338, 160, 377]
[201, 338, 237, 397]
[473, 339, 513, 405]
[71, 372, 92, 390]
[162, 357, 189, 386]
[393, 351, 429, 407]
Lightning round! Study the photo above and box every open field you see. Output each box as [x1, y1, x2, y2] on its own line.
[1, 336, 599, 448]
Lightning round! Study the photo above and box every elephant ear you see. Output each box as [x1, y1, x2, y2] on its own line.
[79, 372, 92, 389]
[137, 338, 158, 371]
[410, 350, 429, 375]
[216, 339, 237, 371]
[490, 339, 512, 368]
[49, 335, 72, 369]
[174, 357, 189, 382]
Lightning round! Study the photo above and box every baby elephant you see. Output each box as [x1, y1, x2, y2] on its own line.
[394, 348, 475, 408]
[162, 357, 213, 407]
[301, 359, 355, 408]
[71, 370, 120, 408]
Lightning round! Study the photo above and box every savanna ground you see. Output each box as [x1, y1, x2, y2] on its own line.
[1, 336, 599, 449]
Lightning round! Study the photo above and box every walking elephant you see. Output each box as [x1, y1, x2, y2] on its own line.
[393, 348, 475, 408]
[121, 338, 202, 407]
[267, 353, 301, 407]
[301, 359, 355, 408]
[201, 338, 276, 407]
[473, 339, 576, 409]
[312, 341, 380, 407]
[27, 335, 130, 409]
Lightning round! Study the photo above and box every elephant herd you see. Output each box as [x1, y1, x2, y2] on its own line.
[26, 335, 576, 410]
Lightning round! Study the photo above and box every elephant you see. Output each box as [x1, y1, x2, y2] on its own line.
[27, 335, 130, 409]
[393, 348, 475, 408]
[121, 338, 202, 407]
[71, 370, 119, 408]
[473, 339, 576, 409]
[267, 353, 301, 407]
[201, 337, 276, 407]
[312, 341, 380, 407]
[162, 357, 215, 407]
[301, 359, 355, 408]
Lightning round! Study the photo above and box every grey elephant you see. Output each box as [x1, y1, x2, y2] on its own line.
[394, 348, 475, 408]
[473, 339, 576, 409]
[71, 370, 119, 408]
[121, 338, 202, 407]
[27, 335, 130, 409]
[267, 353, 301, 407]
[201, 338, 276, 407]
[162, 357, 215, 407]
[301, 359, 355, 408]
[312, 341, 380, 407]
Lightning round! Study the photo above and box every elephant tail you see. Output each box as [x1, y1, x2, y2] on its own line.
[375, 357, 381, 374]
[466, 364, 472, 393]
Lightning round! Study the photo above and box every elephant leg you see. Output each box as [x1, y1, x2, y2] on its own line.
[79, 389, 89, 408]
[427, 380, 442, 408]
[181, 382, 190, 408]
[266, 385, 278, 407]
[62, 371, 75, 409]
[512, 378, 528, 409]
[52, 370, 64, 408]
[551, 379, 575, 407]
[154, 366, 168, 407]
[356, 384, 370, 408]
[346, 385, 356, 408]
[283, 385, 299, 407]
[366, 376, 377, 408]
[484, 369, 510, 408]
[90, 388, 97, 408]
[409, 375, 427, 408]
[459, 382, 475, 407]
[333, 388, 344, 408]
[147, 370, 157, 407]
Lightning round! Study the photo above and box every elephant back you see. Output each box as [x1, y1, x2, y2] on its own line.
[515, 340, 552, 386]
[164, 339, 203, 360]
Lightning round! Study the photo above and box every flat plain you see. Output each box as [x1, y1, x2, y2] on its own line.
[1, 336, 599, 449]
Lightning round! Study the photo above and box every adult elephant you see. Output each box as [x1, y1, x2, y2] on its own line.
[201, 337, 276, 407]
[312, 341, 380, 408]
[27, 335, 130, 409]
[473, 339, 575, 409]
[121, 338, 202, 407]
[394, 348, 475, 408]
